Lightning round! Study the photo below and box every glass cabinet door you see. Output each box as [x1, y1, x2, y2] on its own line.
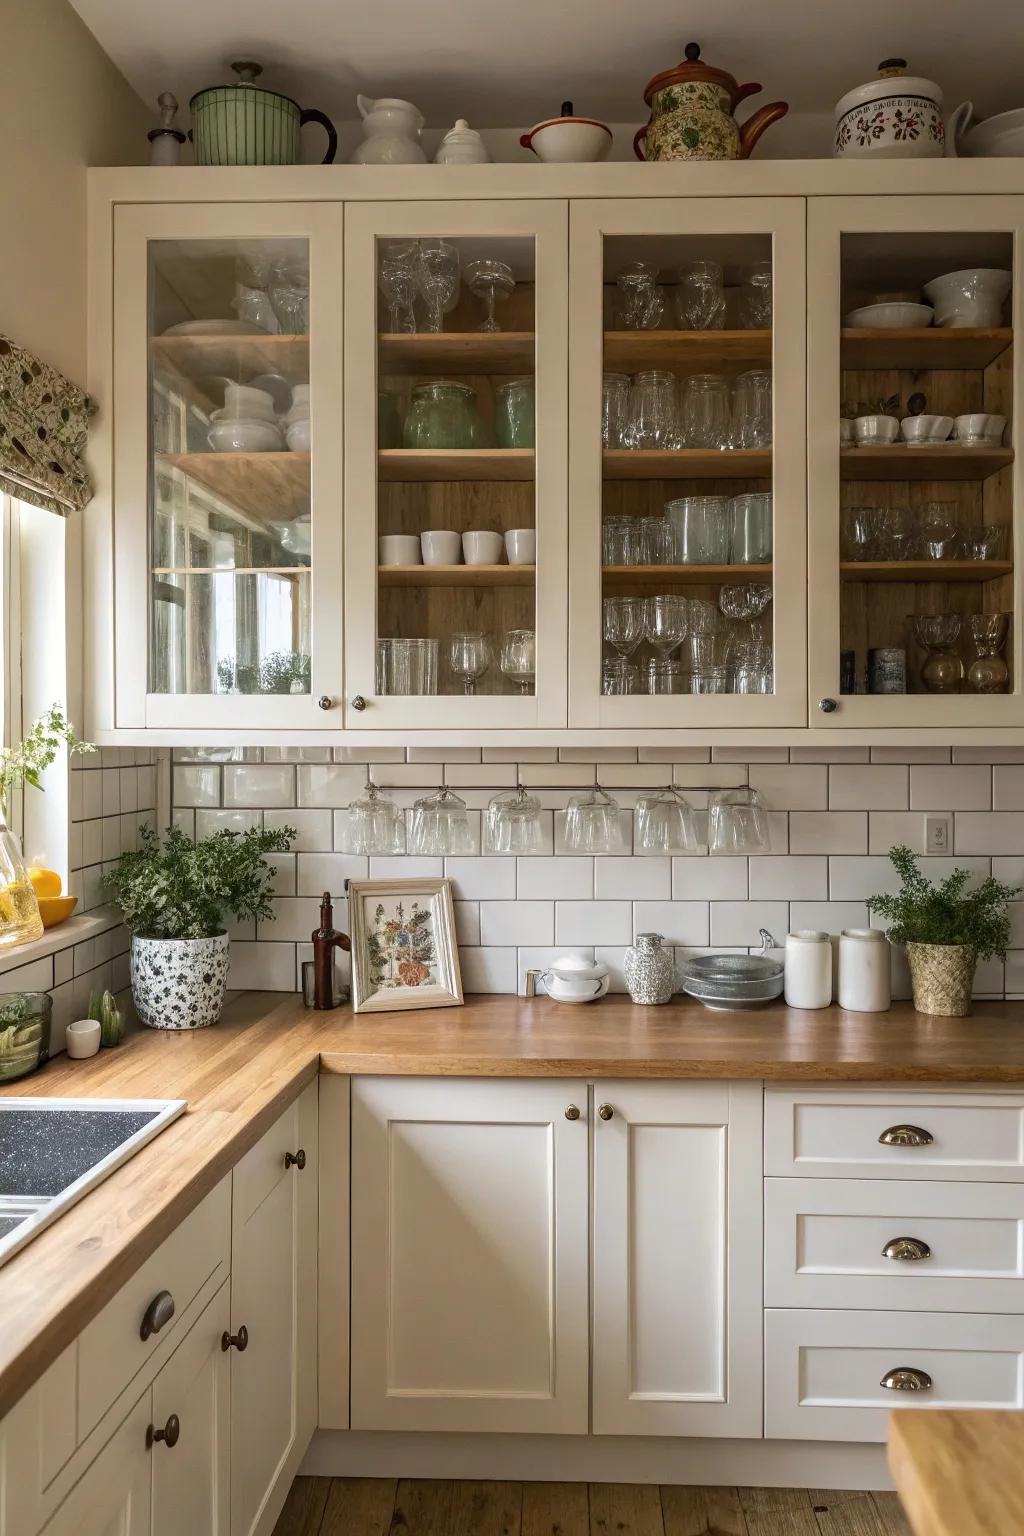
[808, 195, 1022, 727]
[342, 201, 568, 728]
[568, 198, 806, 727]
[113, 203, 343, 729]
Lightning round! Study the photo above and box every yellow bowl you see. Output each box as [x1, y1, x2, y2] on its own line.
[28, 867, 62, 899]
[38, 895, 78, 929]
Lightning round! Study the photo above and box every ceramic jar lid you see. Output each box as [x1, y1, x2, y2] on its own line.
[641, 42, 758, 108]
[835, 59, 943, 121]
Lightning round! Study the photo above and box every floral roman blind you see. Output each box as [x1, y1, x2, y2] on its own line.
[0, 335, 94, 516]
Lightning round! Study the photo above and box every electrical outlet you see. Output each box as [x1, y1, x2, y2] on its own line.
[924, 815, 952, 855]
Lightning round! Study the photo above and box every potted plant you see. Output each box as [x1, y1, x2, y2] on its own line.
[104, 823, 295, 1031]
[867, 845, 1020, 1016]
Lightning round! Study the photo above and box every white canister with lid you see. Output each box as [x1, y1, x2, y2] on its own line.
[838, 928, 892, 1012]
[784, 930, 833, 1010]
[434, 119, 491, 164]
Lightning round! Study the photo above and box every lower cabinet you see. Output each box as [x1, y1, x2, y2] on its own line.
[39, 1394, 152, 1536]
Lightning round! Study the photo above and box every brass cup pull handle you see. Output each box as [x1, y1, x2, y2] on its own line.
[878, 1124, 934, 1148]
[882, 1236, 932, 1262]
[880, 1367, 933, 1393]
[597, 1104, 614, 1120]
[221, 1325, 249, 1353]
[139, 1289, 175, 1342]
[564, 1105, 581, 1121]
[284, 1148, 306, 1170]
[146, 1413, 180, 1449]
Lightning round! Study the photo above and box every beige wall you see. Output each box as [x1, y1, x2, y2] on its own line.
[0, 0, 148, 381]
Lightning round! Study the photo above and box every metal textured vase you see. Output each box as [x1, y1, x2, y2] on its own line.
[131, 934, 231, 1030]
[905, 942, 977, 1017]
[624, 932, 675, 1005]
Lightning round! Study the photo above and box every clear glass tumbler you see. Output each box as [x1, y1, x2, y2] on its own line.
[564, 786, 626, 854]
[707, 787, 771, 853]
[336, 781, 407, 855]
[679, 373, 731, 449]
[625, 370, 679, 449]
[635, 787, 701, 853]
[640, 516, 674, 565]
[376, 637, 439, 695]
[408, 786, 474, 855]
[494, 377, 535, 448]
[738, 259, 773, 328]
[603, 515, 642, 567]
[615, 261, 664, 329]
[403, 381, 481, 448]
[602, 373, 632, 448]
[675, 260, 726, 330]
[667, 495, 731, 564]
[730, 369, 772, 449]
[840, 505, 882, 562]
[485, 784, 545, 854]
[730, 493, 773, 563]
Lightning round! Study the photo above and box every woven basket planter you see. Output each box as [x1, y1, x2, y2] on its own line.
[905, 942, 977, 1017]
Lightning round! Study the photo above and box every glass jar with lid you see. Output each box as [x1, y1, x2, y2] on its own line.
[402, 380, 483, 449]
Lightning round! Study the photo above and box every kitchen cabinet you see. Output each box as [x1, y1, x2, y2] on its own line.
[38, 1391, 152, 1536]
[350, 1076, 589, 1432]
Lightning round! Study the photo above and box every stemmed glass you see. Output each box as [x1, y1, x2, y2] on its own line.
[967, 612, 1010, 694]
[644, 594, 688, 656]
[615, 261, 664, 330]
[417, 239, 460, 333]
[913, 612, 964, 693]
[465, 258, 515, 332]
[915, 502, 960, 560]
[603, 595, 644, 686]
[378, 241, 420, 333]
[448, 632, 491, 695]
[500, 628, 536, 694]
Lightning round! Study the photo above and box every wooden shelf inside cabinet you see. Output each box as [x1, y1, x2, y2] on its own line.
[603, 449, 771, 481]
[840, 326, 1013, 371]
[155, 452, 310, 521]
[840, 446, 1013, 482]
[378, 332, 535, 373]
[604, 563, 772, 588]
[378, 449, 535, 482]
[604, 329, 771, 371]
[378, 564, 534, 587]
[840, 560, 1014, 584]
[151, 333, 309, 384]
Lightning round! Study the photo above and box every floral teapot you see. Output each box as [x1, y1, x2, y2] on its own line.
[634, 42, 788, 162]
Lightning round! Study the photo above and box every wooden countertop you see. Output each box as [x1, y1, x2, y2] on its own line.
[888, 1410, 1024, 1536]
[3, 989, 1024, 1420]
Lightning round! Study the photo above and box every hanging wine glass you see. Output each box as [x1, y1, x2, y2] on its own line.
[465, 258, 515, 332]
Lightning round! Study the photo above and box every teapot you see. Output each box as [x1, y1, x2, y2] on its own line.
[527, 955, 610, 1004]
[350, 95, 426, 164]
[634, 42, 788, 162]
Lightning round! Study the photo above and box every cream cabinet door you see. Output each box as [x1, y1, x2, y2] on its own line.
[152, 1281, 230, 1536]
[592, 1081, 763, 1437]
[229, 1083, 317, 1536]
[351, 1076, 589, 1432]
[808, 194, 1024, 726]
[39, 1393, 152, 1536]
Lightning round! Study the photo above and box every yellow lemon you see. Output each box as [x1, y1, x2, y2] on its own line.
[28, 867, 62, 899]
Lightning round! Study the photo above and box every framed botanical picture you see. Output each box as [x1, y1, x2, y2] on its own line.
[349, 878, 463, 1014]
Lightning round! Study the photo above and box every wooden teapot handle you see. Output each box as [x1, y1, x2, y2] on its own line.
[633, 124, 648, 160]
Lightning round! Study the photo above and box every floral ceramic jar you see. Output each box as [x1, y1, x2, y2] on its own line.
[834, 60, 944, 158]
[634, 43, 788, 162]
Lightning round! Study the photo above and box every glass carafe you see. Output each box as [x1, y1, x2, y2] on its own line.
[0, 817, 43, 947]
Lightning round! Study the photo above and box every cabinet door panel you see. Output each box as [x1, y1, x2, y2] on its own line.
[40, 1393, 152, 1536]
[592, 1080, 762, 1436]
[351, 1076, 588, 1432]
[152, 1281, 230, 1536]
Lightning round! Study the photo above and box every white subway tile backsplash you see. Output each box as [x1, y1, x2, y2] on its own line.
[601, 766, 681, 789]
[297, 764, 366, 807]
[195, 809, 262, 838]
[672, 856, 747, 900]
[263, 747, 332, 763]
[791, 747, 870, 763]
[829, 765, 908, 812]
[790, 900, 870, 936]
[102, 770, 120, 816]
[229, 942, 297, 991]
[992, 766, 1024, 810]
[556, 901, 633, 947]
[368, 856, 444, 879]
[870, 747, 951, 764]
[521, 763, 598, 788]
[82, 771, 103, 819]
[444, 763, 516, 788]
[296, 852, 369, 895]
[517, 856, 592, 901]
[956, 747, 1024, 764]
[460, 947, 517, 993]
[267, 808, 331, 852]
[334, 747, 405, 763]
[829, 855, 902, 900]
[257, 897, 325, 942]
[409, 747, 482, 763]
[594, 947, 629, 992]
[673, 764, 747, 789]
[483, 748, 558, 762]
[869, 812, 927, 855]
[749, 856, 827, 900]
[709, 902, 788, 947]
[712, 746, 787, 762]
[559, 747, 638, 763]
[173, 766, 219, 808]
[911, 764, 991, 811]
[790, 812, 866, 855]
[633, 902, 709, 946]
[445, 857, 517, 901]
[453, 901, 480, 947]
[594, 857, 671, 901]
[224, 764, 295, 809]
[955, 813, 1024, 856]
[749, 765, 826, 809]
[480, 901, 554, 946]
[639, 747, 710, 763]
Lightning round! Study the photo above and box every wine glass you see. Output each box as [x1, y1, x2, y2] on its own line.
[967, 612, 1010, 694]
[913, 612, 964, 693]
[417, 239, 460, 333]
[378, 241, 419, 333]
[465, 258, 515, 332]
[500, 628, 536, 694]
[644, 594, 688, 656]
[447, 631, 491, 695]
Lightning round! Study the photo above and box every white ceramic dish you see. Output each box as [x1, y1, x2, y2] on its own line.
[285, 418, 311, 453]
[845, 302, 934, 329]
[270, 518, 312, 557]
[950, 102, 1024, 158]
[901, 414, 953, 445]
[162, 318, 268, 337]
[520, 115, 612, 163]
[208, 417, 283, 453]
[853, 415, 899, 446]
[923, 268, 1012, 328]
[954, 412, 1007, 446]
[223, 383, 276, 421]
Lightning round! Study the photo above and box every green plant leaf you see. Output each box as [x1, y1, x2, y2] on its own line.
[867, 844, 1020, 960]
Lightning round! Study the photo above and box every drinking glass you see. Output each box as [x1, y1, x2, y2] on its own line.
[485, 784, 544, 854]
[707, 787, 770, 854]
[730, 492, 773, 563]
[635, 787, 700, 853]
[447, 632, 491, 694]
[615, 261, 664, 329]
[602, 373, 631, 448]
[644, 594, 688, 655]
[403, 380, 481, 448]
[719, 583, 773, 622]
[913, 612, 964, 693]
[738, 259, 773, 328]
[841, 505, 882, 562]
[730, 369, 772, 449]
[625, 370, 679, 448]
[646, 658, 688, 694]
[877, 505, 915, 561]
[690, 665, 730, 694]
[564, 786, 626, 854]
[603, 515, 641, 566]
[602, 659, 640, 694]
[667, 495, 731, 563]
[967, 612, 1010, 694]
[268, 259, 309, 334]
[640, 515, 674, 565]
[375, 637, 438, 695]
[378, 241, 420, 333]
[417, 238, 460, 332]
[961, 524, 1009, 561]
[409, 786, 474, 856]
[679, 373, 731, 449]
[500, 628, 536, 694]
[494, 377, 534, 448]
[465, 257, 515, 331]
[675, 260, 725, 330]
[336, 781, 407, 855]
[603, 596, 644, 656]
[915, 502, 960, 560]
[732, 645, 774, 694]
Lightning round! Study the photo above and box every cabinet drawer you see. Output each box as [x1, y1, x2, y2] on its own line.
[765, 1309, 1024, 1443]
[765, 1178, 1024, 1312]
[765, 1085, 1024, 1181]
[233, 1094, 301, 1227]
[78, 1175, 230, 1440]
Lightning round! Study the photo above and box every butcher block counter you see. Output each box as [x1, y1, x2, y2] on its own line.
[888, 1410, 1024, 1536]
[2, 989, 1024, 1418]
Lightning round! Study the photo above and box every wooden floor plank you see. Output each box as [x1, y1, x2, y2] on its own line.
[867, 1494, 912, 1536]
[589, 1483, 665, 1536]
[389, 1480, 453, 1536]
[521, 1482, 589, 1536]
[660, 1484, 747, 1535]
[272, 1476, 332, 1536]
[322, 1479, 398, 1536]
[739, 1489, 814, 1515]
[449, 1481, 523, 1536]
[812, 1494, 891, 1536]
[740, 1489, 817, 1536]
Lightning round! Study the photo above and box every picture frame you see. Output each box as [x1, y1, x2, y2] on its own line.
[348, 877, 464, 1014]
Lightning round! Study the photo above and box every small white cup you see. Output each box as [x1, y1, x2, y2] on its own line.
[504, 528, 537, 565]
[901, 415, 953, 445]
[853, 415, 900, 446]
[462, 530, 504, 565]
[954, 412, 1006, 446]
[421, 529, 462, 565]
[66, 1019, 102, 1059]
[379, 534, 421, 566]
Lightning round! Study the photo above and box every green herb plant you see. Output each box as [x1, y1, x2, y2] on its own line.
[867, 844, 1021, 960]
[843, 393, 900, 421]
[0, 703, 94, 815]
[104, 823, 296, 941]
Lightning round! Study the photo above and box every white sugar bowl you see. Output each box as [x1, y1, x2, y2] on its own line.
[434, 119, 491, 164]
[535, 954, 610, 1003]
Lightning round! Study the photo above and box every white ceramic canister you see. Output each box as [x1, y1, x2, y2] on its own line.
[784, 929, 833, 1010]
[434, 118, 491, 164]
[838, 928, 892, 1012]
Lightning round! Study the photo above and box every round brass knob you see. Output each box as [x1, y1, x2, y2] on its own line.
[285, 1148, 306, 1170]
[564, 1104, 581, 1121]
[221, 1325, 249, 1353]
[147, 1413, 180, 1448]
[598, 1104, 614, 1120]
[350, 694, 367, 711]
[317, 694, 334, 710]
[139, 1288, 175, 1341]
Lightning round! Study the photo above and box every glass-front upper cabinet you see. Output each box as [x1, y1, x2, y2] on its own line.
[112, 204, 343, 729]
[808, 196, 1022, 727]
[568, 199, 806, 727]
[342, 201, 568, 728]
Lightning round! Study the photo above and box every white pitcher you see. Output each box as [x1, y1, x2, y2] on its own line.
[350, 95, 426, 164]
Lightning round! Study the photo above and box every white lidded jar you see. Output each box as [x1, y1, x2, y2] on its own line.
[838, 928, 891, 1013]
[784, 929, 833, 1010]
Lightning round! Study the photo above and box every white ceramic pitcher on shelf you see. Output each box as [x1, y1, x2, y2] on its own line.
[350, 95, 426, 163]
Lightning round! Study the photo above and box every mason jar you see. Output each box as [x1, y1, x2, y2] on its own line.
[403, 380, 481, 449]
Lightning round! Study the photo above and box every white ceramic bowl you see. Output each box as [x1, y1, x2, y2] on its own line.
[923, 268, 1012, 328]
[845, 302, 934, 329]
[956, 105, 1024, 158]
[379, 534, 422, 566]
[223, 383, 276, 421]
[285, 418, 311, 453]
[462, 530, 504, 565]
[839, 418, 855, 447]
[208, 417, 283, 452]
[954, 412, 1007, 446]
[901, 414, 953, 445]
[853, 414, 900, 446]
[520, 116, 612, 163]
[269, 519, 312, 557]
[421, 530, 462, 565]
[504, 528, 536, 565]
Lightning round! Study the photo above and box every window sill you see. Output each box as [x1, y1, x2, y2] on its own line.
[0, 905, 125, 978]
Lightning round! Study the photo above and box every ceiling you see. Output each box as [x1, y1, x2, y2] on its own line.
[69, 0, 1023, 135]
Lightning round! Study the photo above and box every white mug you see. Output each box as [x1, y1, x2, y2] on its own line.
[462, 530, 504, 565]
[421, 530, 462, 565]
[379, 534, 421, 566]
[504, 528, 536, 565]
[65, 1018, 102, 1059]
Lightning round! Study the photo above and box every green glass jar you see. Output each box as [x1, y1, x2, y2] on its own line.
[402, 380, 481, 449]
[494, 376, 535, 448]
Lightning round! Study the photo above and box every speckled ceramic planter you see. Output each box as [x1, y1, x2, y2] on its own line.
[131, 933, 231, 1030]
